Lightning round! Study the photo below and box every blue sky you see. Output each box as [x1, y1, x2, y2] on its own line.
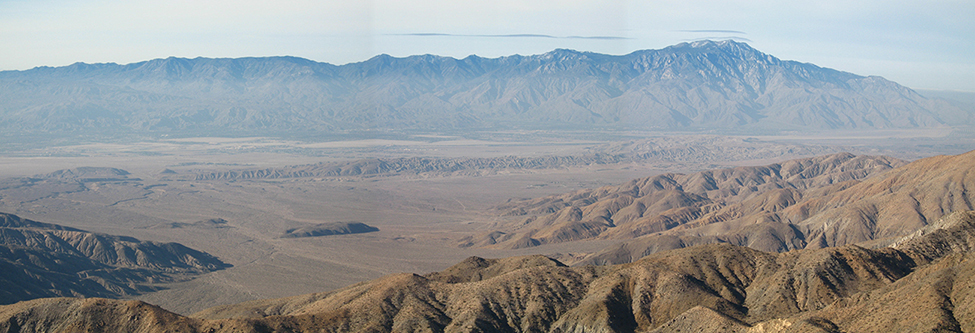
[2, 0, 973, 91]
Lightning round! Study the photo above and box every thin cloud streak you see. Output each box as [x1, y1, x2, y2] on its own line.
[682, 36, 754, 42]
[678, 30, 747, 34]
[391, 33, 632, 40]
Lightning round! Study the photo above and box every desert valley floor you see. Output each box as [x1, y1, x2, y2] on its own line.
[1, 129, 972, 315]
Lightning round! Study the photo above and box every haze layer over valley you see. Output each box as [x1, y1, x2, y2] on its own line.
[1, 41, 974, 331]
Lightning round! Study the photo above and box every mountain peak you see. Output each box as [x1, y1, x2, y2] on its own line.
[659, 39, 779, 67]
[537, 48, 587, 61]
[671, 39, 761, 54]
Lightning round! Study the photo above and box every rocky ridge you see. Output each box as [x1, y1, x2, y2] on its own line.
[1, 210, 972, 332]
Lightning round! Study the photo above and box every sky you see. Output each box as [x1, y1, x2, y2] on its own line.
[1, 0, 973, 92]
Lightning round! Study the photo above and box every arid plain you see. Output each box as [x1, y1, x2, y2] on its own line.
[1, 129, 970, 314]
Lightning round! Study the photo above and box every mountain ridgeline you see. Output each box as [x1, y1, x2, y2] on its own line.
[0, 40, 962, 136]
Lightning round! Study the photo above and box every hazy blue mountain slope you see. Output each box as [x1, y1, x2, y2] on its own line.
[0, 40, 962, 136]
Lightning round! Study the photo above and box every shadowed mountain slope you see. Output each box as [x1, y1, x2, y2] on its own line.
[0, 213, 229, 305]
[1, 211, 973, 332]
[0, 41, 963, 137]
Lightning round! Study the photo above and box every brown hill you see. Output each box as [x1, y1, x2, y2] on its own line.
[579, 150, 975, 265]
[2, 210, 972, 332]
[0, 298, 199, 333]
[783, 150, 975, 248]
[466, 152, 906, 251]
[0, 212, 229, 305]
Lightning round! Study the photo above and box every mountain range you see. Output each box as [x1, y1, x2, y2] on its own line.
[0, 40, 964, 137]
